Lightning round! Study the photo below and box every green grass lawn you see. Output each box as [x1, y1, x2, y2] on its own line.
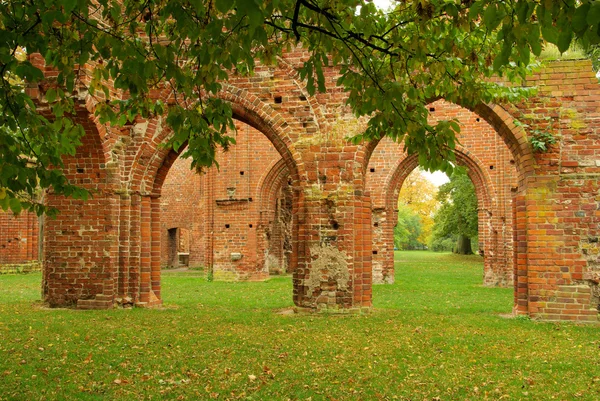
[1, 251, 599, 400]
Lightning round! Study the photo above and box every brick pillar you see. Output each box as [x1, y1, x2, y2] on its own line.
[513, 190, 528, 315]
[43, 193, 120, 309]
[150, 196, 162, 303]
[292, 145, 372, 312]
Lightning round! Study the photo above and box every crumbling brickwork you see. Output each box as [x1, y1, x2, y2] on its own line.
[22, 49, 600, 321]
[0, 210, 39, 273]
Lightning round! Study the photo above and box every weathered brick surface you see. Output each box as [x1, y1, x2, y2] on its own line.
[366, 100, 517, 286]
[0, 210, 39, 271]
[19, 50, 600, 320]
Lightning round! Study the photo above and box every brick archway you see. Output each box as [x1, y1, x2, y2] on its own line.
[256, 159, 293, 275]
[34, 57, 600, 320]
[120, 90, 305, 306]
[373, 147, 507, 285]
[360, 101, 532, 185]
[42, 105, 118, 308]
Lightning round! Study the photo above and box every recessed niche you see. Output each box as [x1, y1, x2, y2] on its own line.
[76, 168, 85, 174]
[225, 224, 230, 229]
[429, 107, 435, 112]
[274, 96, 282, 104]
[299, 95, 307, 101]
[240, 171, 244, 175]
[249, 224, 253, 228]
[490, 165, 494, 170]
[370, 168, 375, 173]
[372, 250, 378, 255]
[476, 118, 481, 122]
[374, 222, 379, 227]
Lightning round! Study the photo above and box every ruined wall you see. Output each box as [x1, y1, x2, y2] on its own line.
[25, 48, 600, 320]
[0, 210, 39, 273]
[366, 100, 518, 285]
[160, 156, 205, 268]
[159, 121, 285, 279]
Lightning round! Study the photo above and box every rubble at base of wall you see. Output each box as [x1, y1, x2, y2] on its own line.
[0, 261, 41, 274]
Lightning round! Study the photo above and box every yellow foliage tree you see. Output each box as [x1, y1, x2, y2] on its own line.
[398, 169, 440, 246]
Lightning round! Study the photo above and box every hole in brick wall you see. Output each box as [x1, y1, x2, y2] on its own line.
[248, 197, 253, 202]
[476, 117, 481, 122]
[76, 168, 84, 173]
[372, 250, 378, 255]
[299, 95, 307, 101]
[370, 168, 375, 173]
[225, 224, 230, 229]
[429, 107, 435, 112]
[330, 220, 339, 230]
[374, 222, 379, 227]
[490, 165, 494, 170]
[240, 171, 244, 175]
[510, 159, 515, 165]
[274, 96, 282, 104]
[249, 224, 253, 228]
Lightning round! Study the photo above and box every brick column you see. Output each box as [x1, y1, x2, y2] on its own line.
[292, 145, 372, 312]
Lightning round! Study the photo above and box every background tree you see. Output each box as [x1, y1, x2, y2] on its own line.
[397, 169, 439, 247]
[430, 169, 478, 255]
[1, 0, 598, 214]
[394, 204, 422, 250]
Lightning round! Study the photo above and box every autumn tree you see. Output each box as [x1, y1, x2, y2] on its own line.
[397, 169, 439, 247]
[430, 169, 478, 255]
[1, 0, 599, 214]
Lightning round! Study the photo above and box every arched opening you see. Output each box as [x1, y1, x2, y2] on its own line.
[364, 100, 521, 311]
[128, 95, 304, 307]
[155, 120, 298, 282]
[256, 159, 293, 276]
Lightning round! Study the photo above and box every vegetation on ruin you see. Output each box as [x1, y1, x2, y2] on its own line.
[1, 0, 599, 215]
[1, 251, 598, 400]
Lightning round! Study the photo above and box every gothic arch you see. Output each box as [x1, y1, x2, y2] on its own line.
[256, 158, 293, 275]
[359, 101, 533, 189]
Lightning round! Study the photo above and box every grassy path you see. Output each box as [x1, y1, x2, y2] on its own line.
[0, 252, 598, 400]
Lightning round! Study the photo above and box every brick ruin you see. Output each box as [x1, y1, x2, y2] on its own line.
[0, 210, 40, 273]
[4, 50, 600, 321]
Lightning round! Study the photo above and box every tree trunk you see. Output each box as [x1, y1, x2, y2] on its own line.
[454, 234, 473, 255]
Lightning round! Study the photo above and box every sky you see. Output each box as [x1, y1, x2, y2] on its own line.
[421, 169, 450, 187]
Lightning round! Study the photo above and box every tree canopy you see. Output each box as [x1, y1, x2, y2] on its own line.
[397, 169, 439, 246]
[1, 0, 599, 214]
[430, 168, 478, 254]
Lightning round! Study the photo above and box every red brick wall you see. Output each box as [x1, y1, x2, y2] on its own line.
[159, 121, 286, 279]
[159, 156, 205, 267]
[25, 49, 600, 320]
[0, 210, 39, 270]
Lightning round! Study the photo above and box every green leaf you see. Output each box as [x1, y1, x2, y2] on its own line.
[45, 88, 57, 103]
[9, 198, 22, 214]
[62, 0, 77, 14]
[215, 0, 234, 14]
[541, 25, 559, 44]
[573, 3, 591, 34]
[557, 30, 573, 53]
[587, 2, 600, 26]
